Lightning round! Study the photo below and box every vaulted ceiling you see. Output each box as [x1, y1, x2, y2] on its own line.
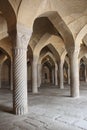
[0, 0, 87, 63]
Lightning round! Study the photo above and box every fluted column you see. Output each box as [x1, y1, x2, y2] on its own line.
[32, 60, 38, 93]
[13, 47, 28, 115]
[55, 63, 58, 86]
[37, 64, 42, 88]
[59, 61, 64, 89]
[69, 52, 79, 97]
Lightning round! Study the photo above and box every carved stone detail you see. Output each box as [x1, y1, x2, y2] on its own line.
[13, 47, 28, 115]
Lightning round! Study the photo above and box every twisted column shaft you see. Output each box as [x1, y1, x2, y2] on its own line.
[13, 48, 28, 115]
[10, 61, 13, 90]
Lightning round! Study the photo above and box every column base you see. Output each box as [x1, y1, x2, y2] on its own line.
[60, 84, 64, 89]
[13, 106, 28, 115]
[10, 86, 13, 91]
[55, 83, 58, 86]
[71, 92, 79, 98]
[60, 87, 64, 89]
[71, 94, 79, 98]
[85, 80, 87, 83]
[32, 87, 38, 94]
[70, 88, 79, 98]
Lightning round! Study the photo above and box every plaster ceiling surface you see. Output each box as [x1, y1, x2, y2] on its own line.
[17, 0, 87, 49]
[0, 52, 7, 64]
[83, 34, 87, 46]
[0, 37, 12, 59]
[17, 0, 87, 29]
[0, 0, 87, 60]
[8, 0, 22, 14]
[79, 44, 87, 60]
[0, 15, 8, 40]
[40, 46, 59, 62]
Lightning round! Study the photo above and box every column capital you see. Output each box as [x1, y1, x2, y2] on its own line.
[69, 49, 80, 58]
[16, 32, 29, 48]
[16, 23, 32, 48]
[59, 60, 64, 66]
[55, 63, 58, 70]
[59, 56, 65, 65]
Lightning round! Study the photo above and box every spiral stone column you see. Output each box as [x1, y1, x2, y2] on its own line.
[10, 61, 13, 90]
[13, 47, 28, 115]
[55, 63, 58, 86]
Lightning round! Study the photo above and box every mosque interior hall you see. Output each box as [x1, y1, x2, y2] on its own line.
[0, 0, 87, 130]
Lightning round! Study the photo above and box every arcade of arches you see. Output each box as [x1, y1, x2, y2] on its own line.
[0, 0, 87, 129]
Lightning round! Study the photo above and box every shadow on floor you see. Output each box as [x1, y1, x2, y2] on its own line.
[62, 94, 71, 97]
[0, 104, 13, 114]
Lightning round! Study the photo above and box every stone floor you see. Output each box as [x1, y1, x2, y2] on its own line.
[0, 82, 87, 130]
